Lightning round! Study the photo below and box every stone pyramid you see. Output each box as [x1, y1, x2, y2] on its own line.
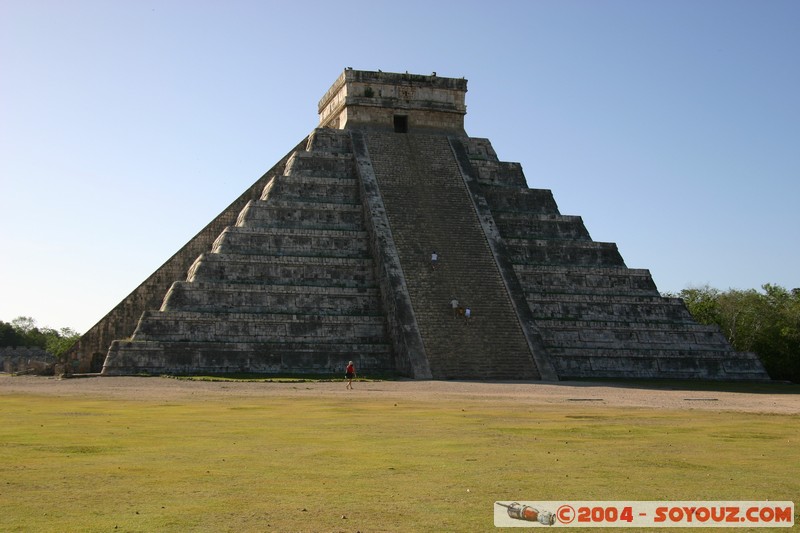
[67, 69, 769, 380]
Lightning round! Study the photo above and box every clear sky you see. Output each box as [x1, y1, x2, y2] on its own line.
[1, 0, 798, 334]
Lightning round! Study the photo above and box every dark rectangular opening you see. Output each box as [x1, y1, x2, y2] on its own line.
[393, 115, 408, 133]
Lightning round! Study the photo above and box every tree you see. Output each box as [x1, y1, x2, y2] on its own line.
[749, 284, 800, 383]
[11, 316, 37, 333]
[46, 328, 81, 357]
[669, 284, 800, 383]
[0, 321, 24, 347]
[0, 317, 82, 357]
[672, 285, 721, 325]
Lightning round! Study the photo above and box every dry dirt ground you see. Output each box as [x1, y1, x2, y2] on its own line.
[2, 375, 798, 414]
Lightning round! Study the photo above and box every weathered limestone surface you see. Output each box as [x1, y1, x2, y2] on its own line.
[458, 136, 768, 379]
[350, 131, 431, 378]
[319, 69, 467, 133]
[359, 131, 543, 379]
[64, 139, 307, 373]
[1, 347, 56, 375]
[73, 68, 768, 380]
[103, 129, 394, 375]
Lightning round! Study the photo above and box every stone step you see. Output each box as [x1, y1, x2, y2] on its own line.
[284, 150, 356, 178]
[306, 128, 353, 154]
[480, 187, 560, 214]
[550, 351, 768, 379]
[529, 293, 681, 305]
[513, 265, 658, 294]
[538, 326, 730, 350]
[460, 137, 499, 161]
[105, 339, 393, 376]
[540, 318, 724, 333]
[550, 346, 739, 358]
[470, 159, 527, 187]
[261, 174, 359, 204]
[505, 238, 625, 266]
[133, 310, 387, 343]
[212, 226, 369, 258]
[161, 281, 382, 315]
[527, 295, 692, 321]
[188, 253, 375, 287]
[494, 213, 592, 240]
[235, 199, 364, 230]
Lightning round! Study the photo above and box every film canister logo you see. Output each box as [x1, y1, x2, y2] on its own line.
[494, 501, 795, 528]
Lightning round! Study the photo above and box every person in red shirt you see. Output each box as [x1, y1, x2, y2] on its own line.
[345, 361, 356, 390]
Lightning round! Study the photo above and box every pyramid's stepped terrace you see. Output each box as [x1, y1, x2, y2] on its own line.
[64, 138, 307, 373]
[462, 137, 767, 379]
[103, 131, 394, 375]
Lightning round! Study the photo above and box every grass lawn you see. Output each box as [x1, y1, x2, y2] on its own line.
[1, 382, 798, 532]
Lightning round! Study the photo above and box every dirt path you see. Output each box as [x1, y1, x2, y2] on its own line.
[2, 375, 798, 414]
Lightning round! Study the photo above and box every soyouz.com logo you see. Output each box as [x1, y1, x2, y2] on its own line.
[494, 501, 795, 527]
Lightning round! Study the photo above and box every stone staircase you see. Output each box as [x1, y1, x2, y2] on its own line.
[457, 137, 768, 379]
[361, 131, 540, 379]
[103, 129, 394, 375]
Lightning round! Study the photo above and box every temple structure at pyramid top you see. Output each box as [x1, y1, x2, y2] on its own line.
[318, 69, 467, 133]
[63, 68, 770, 381]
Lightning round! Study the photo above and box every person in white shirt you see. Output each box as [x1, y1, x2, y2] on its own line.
[450, 298, 459, 318]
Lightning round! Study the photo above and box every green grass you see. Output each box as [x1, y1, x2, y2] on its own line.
[1, 387, 798, 532]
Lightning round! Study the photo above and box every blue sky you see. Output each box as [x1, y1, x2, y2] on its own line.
[1, 0, 798, 333]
